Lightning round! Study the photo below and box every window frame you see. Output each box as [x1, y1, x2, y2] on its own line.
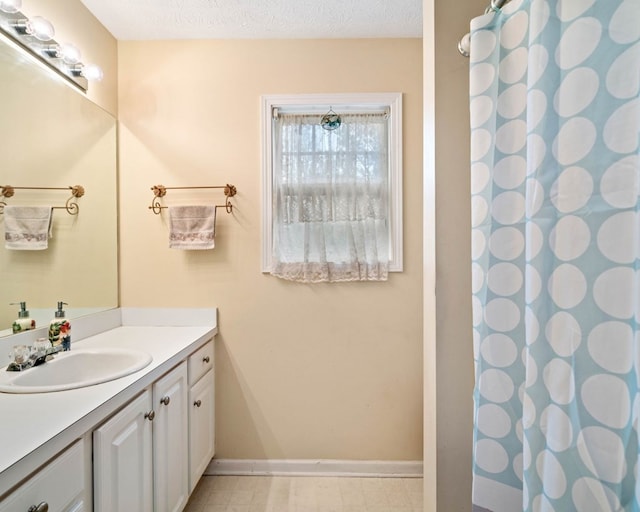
[260, 92, 403, 273]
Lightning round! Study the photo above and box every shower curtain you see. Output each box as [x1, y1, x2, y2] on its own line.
[470, 1, 640, 511]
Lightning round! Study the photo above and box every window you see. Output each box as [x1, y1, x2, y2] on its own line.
[261, 93, 403, 282]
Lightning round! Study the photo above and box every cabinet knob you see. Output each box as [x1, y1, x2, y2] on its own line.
[28, 503, 49, 512]
[144, 410, 155, 421]
[160, 396, 171, 406]
[203, 356, 210, 363]
[194, 399, 202, 408]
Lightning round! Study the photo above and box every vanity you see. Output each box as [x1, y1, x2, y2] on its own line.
[0, 9, 218, 511]
[0, 308, 217, 512]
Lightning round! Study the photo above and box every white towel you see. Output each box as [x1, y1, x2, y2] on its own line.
[168, 205, 216, 250]
[4, 205, 53, 250]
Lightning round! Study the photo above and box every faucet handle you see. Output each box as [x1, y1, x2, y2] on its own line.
[28, 503, 49, 512]
[43, 345, 64, 362]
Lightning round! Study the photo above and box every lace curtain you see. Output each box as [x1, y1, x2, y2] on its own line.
[271, 112, 390, 283]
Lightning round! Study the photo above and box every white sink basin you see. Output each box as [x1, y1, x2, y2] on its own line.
[0, 347, 153, 393]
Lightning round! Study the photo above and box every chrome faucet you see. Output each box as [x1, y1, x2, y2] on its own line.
[6, 344, 63, 372]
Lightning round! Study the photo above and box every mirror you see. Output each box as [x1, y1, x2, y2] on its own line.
[0, 34, 117, 337]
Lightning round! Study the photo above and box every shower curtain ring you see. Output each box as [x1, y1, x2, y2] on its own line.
[458, 33, 471, 58]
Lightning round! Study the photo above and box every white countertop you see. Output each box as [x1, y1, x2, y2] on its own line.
[0, 308, 217, 498]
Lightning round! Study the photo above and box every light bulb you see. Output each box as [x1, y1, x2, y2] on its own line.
[81, 63, 103, 82]
[0, 0, 21, 13]
[27, 16, 55, 41]
[43, 43, 81, 64]
[59, 43, 81, 65]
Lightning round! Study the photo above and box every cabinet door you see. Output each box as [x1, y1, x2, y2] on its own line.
[189, 369, 215, 493]
[153, 362, 189, 512]
[93, 390, 153, 512]
[0, 440, 86, 512]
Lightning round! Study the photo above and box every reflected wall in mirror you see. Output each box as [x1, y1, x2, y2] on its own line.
[0, 33, 117, 338]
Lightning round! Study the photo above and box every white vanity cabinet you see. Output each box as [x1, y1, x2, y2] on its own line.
[188, 341, 215, 493]
[93, 340, 214, 512]
[0, 310, 218, 512]
[0, 439, 89, 512]
[94, 362, 189, 512]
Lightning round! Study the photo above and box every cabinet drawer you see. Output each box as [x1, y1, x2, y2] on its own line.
[188, 340, 214, 385]
[0, 439, 86, 512]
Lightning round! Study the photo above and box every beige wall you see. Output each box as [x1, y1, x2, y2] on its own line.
[118, 39, 423, 461]
[26, 0, 117, 114]
[424, 0, 487, 510]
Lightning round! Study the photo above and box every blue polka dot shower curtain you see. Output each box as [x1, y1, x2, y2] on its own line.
[469, 1, 640, 511]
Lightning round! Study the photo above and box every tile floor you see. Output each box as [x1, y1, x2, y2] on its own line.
[183, 475, 423, 512]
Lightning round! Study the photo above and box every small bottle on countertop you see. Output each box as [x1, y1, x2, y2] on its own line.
[49, 301, 71, 351]
[11, 302, 36, 334]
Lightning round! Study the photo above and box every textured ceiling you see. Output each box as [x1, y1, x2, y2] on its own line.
[79, 0, 422, 40]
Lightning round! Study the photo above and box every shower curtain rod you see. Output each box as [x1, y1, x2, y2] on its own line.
[458, 0, 510, 57]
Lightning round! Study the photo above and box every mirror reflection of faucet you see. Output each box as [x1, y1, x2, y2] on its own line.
[6, 339, 64, 372]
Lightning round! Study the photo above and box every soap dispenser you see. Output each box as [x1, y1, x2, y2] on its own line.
[11, 302, 36, 334]
[49, 302, 71, 351]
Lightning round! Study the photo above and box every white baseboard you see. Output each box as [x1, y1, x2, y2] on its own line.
[205, 459, 423, 478]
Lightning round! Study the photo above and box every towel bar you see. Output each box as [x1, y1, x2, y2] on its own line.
[0, 185, 85, 215]
[148, 184, 237, 215]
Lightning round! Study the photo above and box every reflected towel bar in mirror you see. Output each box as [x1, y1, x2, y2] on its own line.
[0, 185, 85, 215]
[148, 184, 237, 215]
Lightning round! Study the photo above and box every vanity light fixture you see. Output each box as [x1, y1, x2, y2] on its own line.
[0, 1, 103, 91]
[43, 42, 81, 65]
[0, 0, 21, 14]
[70, 62, 103, 82]
[11, 15, 54, 41]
